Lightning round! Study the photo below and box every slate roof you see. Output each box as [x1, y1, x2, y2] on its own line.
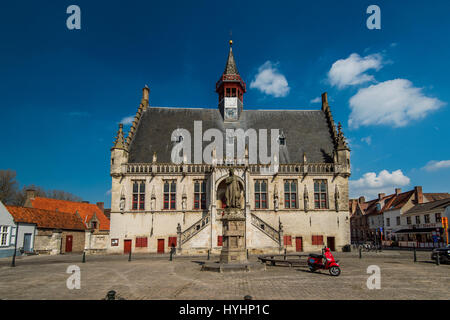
[6, 206, 86, 231]
[404, 198, 450, 215]
[127, 107, 336, 164]
[30, 198, 110, 231]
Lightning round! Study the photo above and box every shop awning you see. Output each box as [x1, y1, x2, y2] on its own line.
[394, 228, 440, 234]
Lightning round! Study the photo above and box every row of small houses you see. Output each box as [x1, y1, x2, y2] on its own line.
[349, 186, 450, 248]
[0, 190, 110, 258]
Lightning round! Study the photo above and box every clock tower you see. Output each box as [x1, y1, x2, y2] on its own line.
[216, 40, 246, 121]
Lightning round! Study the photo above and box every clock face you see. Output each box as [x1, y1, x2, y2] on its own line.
[225, 108, 237, 120]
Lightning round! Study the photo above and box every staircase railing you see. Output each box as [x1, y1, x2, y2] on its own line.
[180, 215, 210, 245]
[250, 213, 280, 244]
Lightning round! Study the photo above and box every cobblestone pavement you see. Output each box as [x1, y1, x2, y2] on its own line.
[0, 250, 448, 300]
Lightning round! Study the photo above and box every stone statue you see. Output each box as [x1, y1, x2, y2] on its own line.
[303, 185, 309, 212]
[225, 168, 241, 208]
[335, 185, 340, 212]
[119, 197, 125, 211]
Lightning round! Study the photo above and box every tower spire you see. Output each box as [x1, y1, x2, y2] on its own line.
[216, 39, 246, 121]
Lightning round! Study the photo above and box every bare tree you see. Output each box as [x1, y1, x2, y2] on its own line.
[13, 186, 82, 206]
[46, 189, 82, 202]
[0, 169, 83, 205]
[12, 185, 46, 206]
[0, 169, 18, 204]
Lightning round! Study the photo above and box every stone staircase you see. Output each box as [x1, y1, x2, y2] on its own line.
[180, 215, 210, 245]
[250, 213, 281, 244]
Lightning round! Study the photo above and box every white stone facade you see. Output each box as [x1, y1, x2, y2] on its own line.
[108, 162, 351, 254]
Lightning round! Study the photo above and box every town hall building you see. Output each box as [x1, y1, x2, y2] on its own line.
[108, 41, 351, 255]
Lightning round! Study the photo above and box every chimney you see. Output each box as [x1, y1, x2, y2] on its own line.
[414, 186, 423, 204]
[82, 201, 90, 204]
[378, 193, 386, 200]
[358, 196, 365, 204]
[321, 92, 328, 111]
[143, 85, 150, 102]
[24, 189, 36, 208]
[96, 202, 104, 212]
[395, 188, 402, 195]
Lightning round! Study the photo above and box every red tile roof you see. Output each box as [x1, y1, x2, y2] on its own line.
[6, 206, 86, 231]
[387, 191, 415, 211]
[30, 198, 110, 231]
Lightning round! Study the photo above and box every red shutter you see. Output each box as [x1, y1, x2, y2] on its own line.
[168, 237, 177, 248]
[136, 237, 148, 248]
[284, 235, 292, 246]
[217, 236, 223, 246]
[312, 235, 323, 246]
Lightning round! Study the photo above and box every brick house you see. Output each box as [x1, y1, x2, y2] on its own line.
[24, 190, 110, 254]
[6, 206, 86, 254]
[351, 186, 450, 246]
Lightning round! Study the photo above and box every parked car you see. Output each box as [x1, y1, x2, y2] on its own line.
[431, 244, 450, 264]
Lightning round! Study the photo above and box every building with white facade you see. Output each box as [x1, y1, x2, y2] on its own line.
[108, 41, 352, 255]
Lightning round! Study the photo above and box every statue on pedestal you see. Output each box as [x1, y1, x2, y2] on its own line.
[225, 168, 241, 209]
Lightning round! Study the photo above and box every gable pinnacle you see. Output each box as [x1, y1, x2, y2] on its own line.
[337, 122, 349, 150]
[112, 123, 126, 150]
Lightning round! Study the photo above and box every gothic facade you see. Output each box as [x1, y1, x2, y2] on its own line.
[108, 42, 351, 254]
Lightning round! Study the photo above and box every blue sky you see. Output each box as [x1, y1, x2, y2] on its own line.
[0, 0, 449, 205]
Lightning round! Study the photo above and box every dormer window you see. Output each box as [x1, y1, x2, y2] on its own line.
[91, 221, 97, 229]
[376, 203, 381, 211]
[278, 132, 286, 146]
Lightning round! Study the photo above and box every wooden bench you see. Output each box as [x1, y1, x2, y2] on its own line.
[258, 254, 308, 267]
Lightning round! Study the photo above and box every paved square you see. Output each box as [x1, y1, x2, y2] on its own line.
[0, 251, 448, 300]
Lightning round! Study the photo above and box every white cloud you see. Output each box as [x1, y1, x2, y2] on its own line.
[349, 169, 410, 199]
[423, 160, 450, 172]
[250, 61, 290, 97]
[361, 136, 372, 145]
[328, 53, 383, 88]
[310, 97, 321, 104]
[120, 115, 134, 125]
[348, 79, 445, 128]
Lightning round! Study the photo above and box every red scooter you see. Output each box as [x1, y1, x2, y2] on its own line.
[307, 247, 341, 276]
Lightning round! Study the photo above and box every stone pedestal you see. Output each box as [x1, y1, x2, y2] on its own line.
[202, 207, 265, 273]
[220, 207, 247, 264]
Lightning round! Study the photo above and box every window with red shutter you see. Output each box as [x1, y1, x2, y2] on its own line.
[312, 235, 323, 246]
[168, 237, 177, 248]
[136, 237, 148, 248]
[217, 236, 223, 246]
[283, 235, 292, 246]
